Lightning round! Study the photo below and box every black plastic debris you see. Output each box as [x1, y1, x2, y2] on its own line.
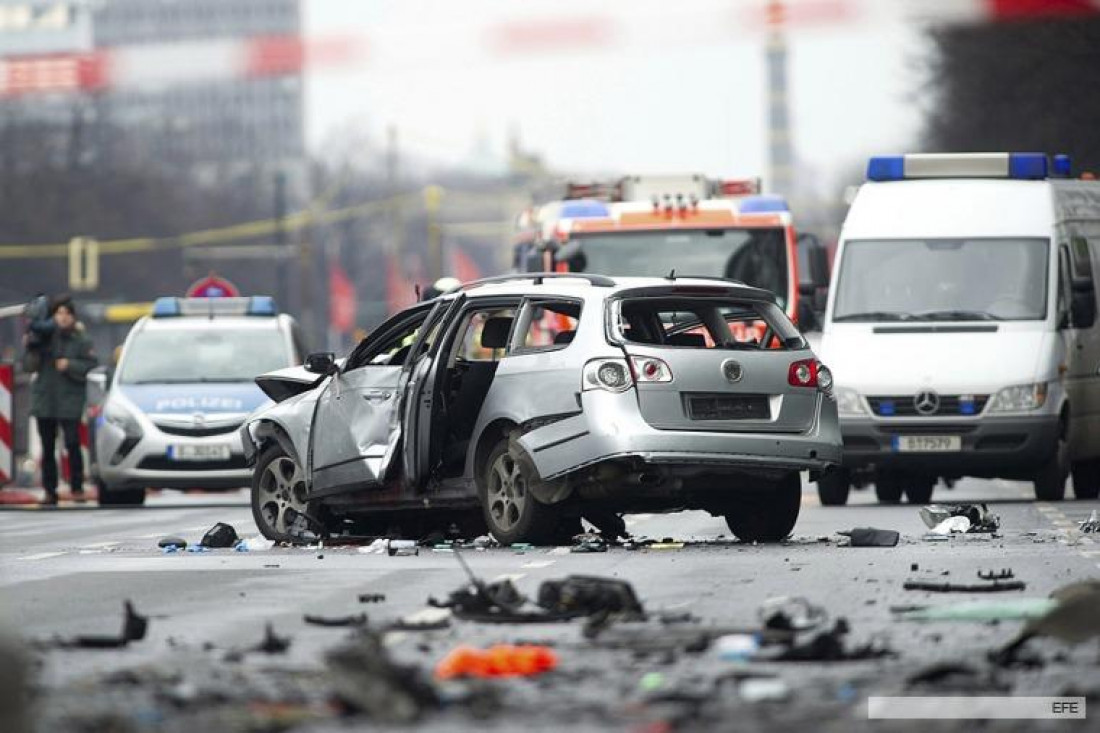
[838, 528, 899, 547]
[359, 593, 387, 604]
[326, 630, 439, 723]
[200, 522, 239, 548]
[46, 600, 149, 649]
[978, 569, 1014, 581]
[304, 613, 368, 628]
[759, 596, 827, 632]
[157, 536, 187, 549]
[253, 623, 290, 654]
[771, 618, 895, 662]
[1079, 509, 1099, 533]
[570, 532, 609, 553]
[904, 579, 1025, 593]
[537, 576, 645, 619]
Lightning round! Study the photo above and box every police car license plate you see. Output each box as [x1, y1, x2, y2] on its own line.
[168, 444, 231, 461]
[892, 435, 962, 452]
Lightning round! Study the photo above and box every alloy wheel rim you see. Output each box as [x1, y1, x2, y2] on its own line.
[258, 456, 308, 536]
[487, 452, 527, 532]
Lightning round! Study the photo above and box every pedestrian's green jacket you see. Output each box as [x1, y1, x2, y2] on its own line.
[28, 323, 97, 420]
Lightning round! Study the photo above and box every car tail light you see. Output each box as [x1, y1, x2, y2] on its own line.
[629, 356, 672, 383]
[788, 358, 819, 388]
[582, 358, 633, 393]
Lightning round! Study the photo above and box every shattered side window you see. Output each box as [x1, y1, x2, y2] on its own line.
[454, 308, 517, 362]
[518, 300, 582, 351]
[616, 296, 803, 350]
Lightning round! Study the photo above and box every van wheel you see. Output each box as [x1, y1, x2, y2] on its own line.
[97, 482, 146, 506]
[816, 469, 850, 506]
[253, 444, 316, 542]
[724, 472, 801, 543]
[1071, 460, 1100, 500]
[874, 475, 903, 504]
[903, 477, 936, 504]
[479, 439, 559, 545]
[1033, 432, 1068, 501]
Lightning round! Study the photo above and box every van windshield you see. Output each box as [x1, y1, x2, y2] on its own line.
[833, 238, 1050, 322]
[121, 326, 291, 384]
[568, 228, 789, 308]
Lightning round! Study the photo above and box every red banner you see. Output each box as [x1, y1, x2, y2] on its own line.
[328, 264, 356, 333]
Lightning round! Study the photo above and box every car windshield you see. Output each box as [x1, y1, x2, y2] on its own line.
[833, 238, 1050, 322]
[120, 326, 291, 383]
[570, 228, 789, 307]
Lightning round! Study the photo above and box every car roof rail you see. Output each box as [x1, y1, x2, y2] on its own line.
[461, 272, 616, 289]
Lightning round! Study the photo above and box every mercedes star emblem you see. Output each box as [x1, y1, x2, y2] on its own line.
[913, 390, 940, 416]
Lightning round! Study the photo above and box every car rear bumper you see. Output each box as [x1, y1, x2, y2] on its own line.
[837, 414, 1059, 477]
[517, 390, 842, 480]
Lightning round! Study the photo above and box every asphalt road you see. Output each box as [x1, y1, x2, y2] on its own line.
[1, 478, 1099, 732]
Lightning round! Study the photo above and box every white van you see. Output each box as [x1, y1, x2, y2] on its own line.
[817, 152, 1100, 505]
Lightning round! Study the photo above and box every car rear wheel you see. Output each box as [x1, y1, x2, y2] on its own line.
[97, 481, 146, 506]
[252, 444, 313, 542]
[903, 477, 936, 504]
[1071, 460, 1100, 500]
[874, 475, 903, 504]
[816, 469, 850, 506]
[479, 439, 560, 546]
[1033, 431, 1068, 502]
[724, 472, 801, 543]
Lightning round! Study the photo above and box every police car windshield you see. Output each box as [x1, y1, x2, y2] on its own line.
[120, 326, 291, 384]
[833, 238, 1050, 323]
[570, 229, 789, 308]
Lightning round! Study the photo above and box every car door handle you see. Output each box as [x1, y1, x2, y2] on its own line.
[363, 390, 392, 401]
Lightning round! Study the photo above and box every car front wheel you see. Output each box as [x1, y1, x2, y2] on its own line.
[97, 481, 146, 506]
[1033, 430, 1068, 502]
[252, 444, 313, 542]
[816, 469, 850, 506]
[724, 472, 801, 543]
[479, 438, 560, 545]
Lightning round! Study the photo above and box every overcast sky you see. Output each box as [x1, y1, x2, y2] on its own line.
[304, 0, 930, 188]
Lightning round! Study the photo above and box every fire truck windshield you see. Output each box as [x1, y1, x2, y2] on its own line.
[566, 228, 789, 307]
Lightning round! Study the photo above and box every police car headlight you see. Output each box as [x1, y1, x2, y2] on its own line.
[989, 382, 1047, 412]
[835, 387, 867, 416]
[104, 403, 143, 438]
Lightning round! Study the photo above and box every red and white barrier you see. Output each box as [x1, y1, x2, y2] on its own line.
[0, 363, 13, 486]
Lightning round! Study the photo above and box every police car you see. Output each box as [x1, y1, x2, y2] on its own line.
[92, 296, 305, 505]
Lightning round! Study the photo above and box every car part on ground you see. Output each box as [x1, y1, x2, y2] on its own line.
[836, 528, 900, 547]
[35, 601, 148, 650]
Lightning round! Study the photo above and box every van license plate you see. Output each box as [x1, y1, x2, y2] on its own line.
[168, 444, 231, 461]
[892, 436, 962, 452]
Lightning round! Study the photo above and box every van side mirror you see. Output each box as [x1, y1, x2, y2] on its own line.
[305, 352, 337, 375]
[1071, 284, 1096, 329]
[85, 365, 111, 407]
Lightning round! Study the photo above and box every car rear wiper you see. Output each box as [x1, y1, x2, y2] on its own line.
[912, 309, 1002, 322]
[831, 311, 914, 323]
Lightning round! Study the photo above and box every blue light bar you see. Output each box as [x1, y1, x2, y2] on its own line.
[879, 400, 896, 417]
[867, 156, 905, 182]
[1052, 154, 1072, 178]
[559, 200, 610, 219]
[1008, 153, 1047, 180]
[248, 296, 278, 316]
[738, 195, 789, 213]
[152, 297, 181, 317]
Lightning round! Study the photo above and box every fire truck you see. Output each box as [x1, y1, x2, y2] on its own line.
[513, 174, 829, 329]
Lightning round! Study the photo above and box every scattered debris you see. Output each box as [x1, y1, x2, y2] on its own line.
[714, 633, 759, 661]
[570, 532, 608, 553]
[387, 609, 452, 632]
[1079, 510, 1099, 533]
[235, 536, 275, 552]
[537, 575, 646, 620]
[435, 644, 558, 679]
[837, 528, 899, 547]
[978, 569, 1014, 581]
[326, 630, 439, 723]
[894, 598, 1058, 622]
[253, 623, 291, 654]
[41, 600, 148, 650]
[992, 580, 1100, 666]
[903, 579, 1025, 593]
[389, 539, 419, 557]
[358, 538, 390, 555]
[920, 504, 1000, 534]
[157, 536, 187, 550]
[758, 596, 827, 632]
[303, 613, 368, 628]
[928, 516, 971, 535]
[771, 618, 894, 662]
[738, 676, 791, 702]
[358, 593, 387, 604]
[200, 522, 239, 549]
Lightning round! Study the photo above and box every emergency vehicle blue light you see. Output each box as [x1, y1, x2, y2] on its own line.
[878, 400, 896, 416]
[1008, 153, 1047, 180]
[152, 297, 181, 317]
[559, 200, 610, 219]
[959, 399, 976, 416]
[248, 296, 278, 316]
[867, 156, 905, 182]
[1052, 154, 1072, 178]
[738, 195, 789, 213]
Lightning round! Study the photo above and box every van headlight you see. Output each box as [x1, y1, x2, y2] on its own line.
[104, 403, 143, 438]
[835, 387, 866, 416]
[989, 382, 1048, 412]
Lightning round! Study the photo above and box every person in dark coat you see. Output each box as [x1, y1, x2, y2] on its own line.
[26, 296, 97, 505]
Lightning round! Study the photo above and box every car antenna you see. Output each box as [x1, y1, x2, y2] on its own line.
[667, 268, 676, 280]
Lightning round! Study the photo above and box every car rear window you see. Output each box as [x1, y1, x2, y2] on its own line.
[610, 295, 804, 350]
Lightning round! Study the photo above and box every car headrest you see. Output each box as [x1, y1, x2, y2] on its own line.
[667, 332, 706, 348]
[553, 330, 576, 345]
[481, 317, 513, 349]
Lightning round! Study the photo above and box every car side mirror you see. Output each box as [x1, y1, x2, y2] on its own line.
[85, 365, 111, 406]
[1071, 286, 1096, 329]
[305, 352, 337, 375]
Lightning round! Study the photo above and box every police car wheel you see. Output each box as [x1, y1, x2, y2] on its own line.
[252, 445, 312, 542]
[97, 482, 146, 506]
[479, 439, 560, 546]
[1072, 460, 1100, 500]
[724, 472, 801, 543]
[816, 469, 851, 506]
[874, 475, 904, 504]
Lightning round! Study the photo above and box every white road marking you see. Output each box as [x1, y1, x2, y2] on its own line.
[18, 551, 66, 561]
[521, 560, 555, 569]
[492, 573, 526, 583]
[81, 541, 121, 550]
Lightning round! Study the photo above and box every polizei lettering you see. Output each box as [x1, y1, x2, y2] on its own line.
[154, 396, 243, 412]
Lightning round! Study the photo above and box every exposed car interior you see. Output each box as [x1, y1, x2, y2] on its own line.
[615, 297, 804, 350]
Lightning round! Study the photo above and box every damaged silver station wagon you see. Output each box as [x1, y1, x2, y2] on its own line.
[240, 274, 842, 545]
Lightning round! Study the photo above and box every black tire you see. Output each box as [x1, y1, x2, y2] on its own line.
[1071, 460, 1100, 500]
[874, 475, 903, 504]
[252, 444, 314, 542]
[97, 481, 146, 506]
[724, 472, 802, 543]
[479, 438, 560, 545]
[903, 477, 936, 505]
[816, 469, 851, 506]
[1034, 431, 1068, 502]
